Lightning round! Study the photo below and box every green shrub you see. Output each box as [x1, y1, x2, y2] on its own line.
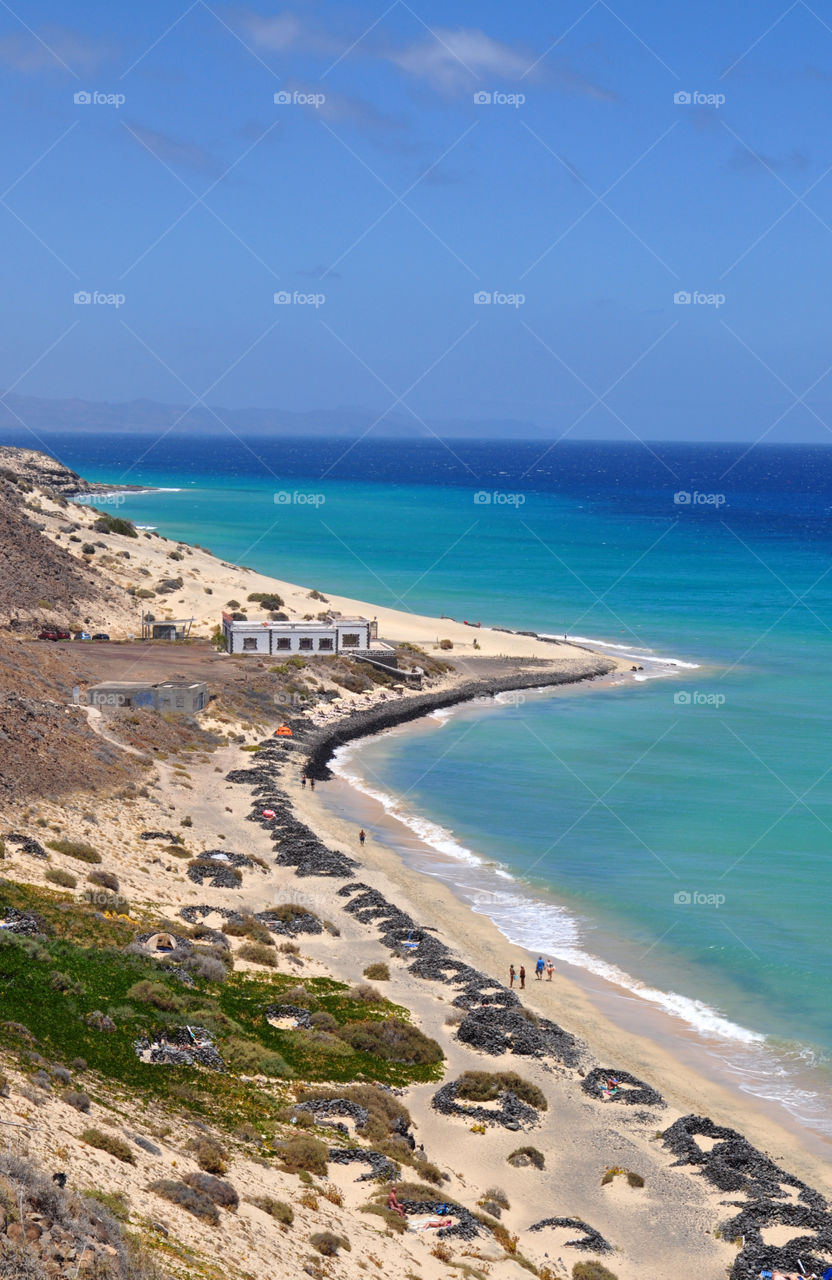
[81, 1128, 135, 1163]
[150, 1179, 218, 1224]
[277, 1134, 328, 1176]
[191, 1138, 228, 1175]
[225, 917, 273, 944]
[438, 638, 453, 650]
[88, 870, 119, 892]
[337, 1018, 443, 1065]
[360, 1203, 407, 1233]
[363, 962, 390, 981]
[93, 514, 138, 537]
[310, 1231, 349, 1256]
[45, 868, 77, 888]
[126, 980, 185, 1013]
[237, 942, 277, 968]
[573, 1265, 618, 1280]
[506, 1146, 545, 1170]
[64, 1090, 91, 1112]
[83, 1188, 130, 1221]
[456, 1071, 547, 1110]
[247, 592, 284, 610]
[348, 983, 384, 1003]
[49, 971, 84, 997]
[46, 839, 101, 864]
[182, 1172, 238, 1210]
[250, 1195, 293, 1225]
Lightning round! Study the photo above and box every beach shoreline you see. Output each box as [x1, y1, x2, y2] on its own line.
[316, 712, 832, 1166]
[283, 751, 832, 1191]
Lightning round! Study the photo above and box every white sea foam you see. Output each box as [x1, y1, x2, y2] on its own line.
[544, 633, 700, 671]
[331, 744, 484, 867]
[331, 739, 832, 1134]
[332, 742, 761, 1047]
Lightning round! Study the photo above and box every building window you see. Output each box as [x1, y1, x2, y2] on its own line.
[275, 637, 291, 650]
[299, 637, 313, 650]
[318, 638, 334, 651]
[342, 633, 360, 647]
[175, 696, 185, 708]
[242, 637, 258, 651]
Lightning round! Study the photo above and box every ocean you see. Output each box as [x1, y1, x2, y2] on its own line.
[13, 430, 832, 1140]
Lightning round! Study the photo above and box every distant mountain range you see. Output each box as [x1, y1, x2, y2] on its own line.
[0, 392, 544, 439]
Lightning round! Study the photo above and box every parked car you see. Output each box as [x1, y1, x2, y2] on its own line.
[92, 633, 110, 642]
[38, 629, 70, 641]
[73, 631, 91, 641]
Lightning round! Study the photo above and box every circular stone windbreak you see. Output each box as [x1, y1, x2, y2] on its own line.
[432, 1079, 540, 1130]
[581, 1067, 664, 1108]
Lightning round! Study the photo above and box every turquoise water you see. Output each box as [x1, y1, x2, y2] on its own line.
[14, 432, 832, 1137]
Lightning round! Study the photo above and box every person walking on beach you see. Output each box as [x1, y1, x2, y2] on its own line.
[535, 956, 545, 981]
[301, 776, 307, 789]
[310, 778, 315, 791]
[509, 964, 516, 988]
[519, 964, 526, 990]
[359, 828, 366, 846]
[546, 959, 555, 981]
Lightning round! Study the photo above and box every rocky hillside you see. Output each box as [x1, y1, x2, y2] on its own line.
[0, 446, 93, 496]
[0, 479, 116, 631]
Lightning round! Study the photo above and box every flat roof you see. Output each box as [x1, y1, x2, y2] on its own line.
[224, 617, 368, 629]
[88, 679, 205, 692]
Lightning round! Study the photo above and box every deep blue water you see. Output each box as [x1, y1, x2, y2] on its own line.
[8, 429, 832, 1136]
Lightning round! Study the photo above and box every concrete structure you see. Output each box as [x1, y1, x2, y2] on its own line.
[221, 611, 395, 663]
[86, 679, 207, 713]
[141, 614, 194, 641]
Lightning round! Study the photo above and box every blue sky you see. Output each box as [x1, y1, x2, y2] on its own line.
[3, 0, 832, 439]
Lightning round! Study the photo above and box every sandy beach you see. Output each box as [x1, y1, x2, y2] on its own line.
[2, 459, 832, 1279]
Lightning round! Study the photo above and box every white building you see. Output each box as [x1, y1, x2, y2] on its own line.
[221, 611, 383, 657]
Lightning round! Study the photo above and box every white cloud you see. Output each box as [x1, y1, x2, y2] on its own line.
[390, 27, 529, 92]
[239, 12, 303, 50]
[0, 25, 113, 74]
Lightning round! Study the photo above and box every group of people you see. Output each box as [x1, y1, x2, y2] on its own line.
[300, 776, 316, 790]
[387, 1188, 452, 1232]
[509, 956, 555, 989]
